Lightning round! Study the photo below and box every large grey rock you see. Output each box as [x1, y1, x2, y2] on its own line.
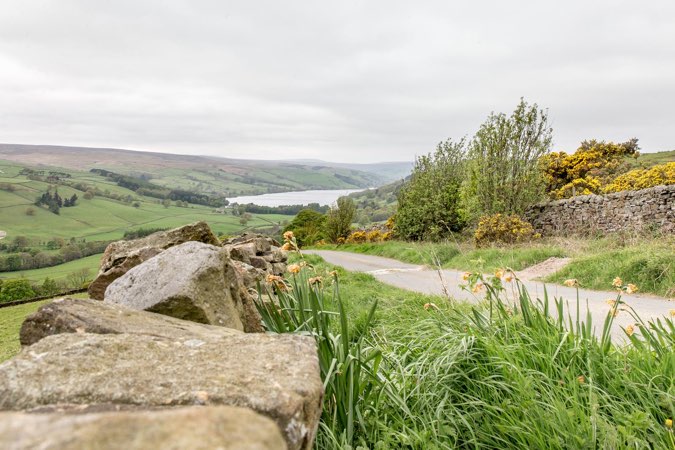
[104, 241, 263, 332]
[20, 297, 242, 347]
[0, 406, 287, 450]
[88, 221, 220, 300]
[0, 332, 323, 450]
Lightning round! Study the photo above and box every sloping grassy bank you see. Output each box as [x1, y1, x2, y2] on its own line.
[546, 235, 675, 297]
[266, 254, 675, 449]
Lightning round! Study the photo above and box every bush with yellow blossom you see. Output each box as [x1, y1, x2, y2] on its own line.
[474, 213, 539, 246]
[603, 162, 675, 193]
[541, 138, 639, 199]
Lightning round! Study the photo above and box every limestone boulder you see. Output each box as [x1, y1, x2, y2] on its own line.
[88, 221, 220, 300]
[0, 332, 323, 450]
[104, 241, 263, 332]
[20, 297, 242, 347]
[0, 406, 287, 450]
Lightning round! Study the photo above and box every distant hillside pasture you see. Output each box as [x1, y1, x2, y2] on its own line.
[0, 144, 397, 198]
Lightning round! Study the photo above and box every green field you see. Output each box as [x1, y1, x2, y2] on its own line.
[1, 254, 103, 284]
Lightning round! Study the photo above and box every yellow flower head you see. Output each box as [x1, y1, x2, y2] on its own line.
[606, 299, 617, 307]
[283, 231, 294, 240]
[625, 284, 638, 295]
[329, 270, 338, 278]
[471, 283, 484, 294]
[666, 418, 673, 429]
[564, 279, 579, 288]
[287, 264, 301, 274]
[462, 272, 471, 281]
[494, 268, 505, 279]
[281, 242, 293, 251]
[625, 324, 635, 336]
[612, 277, 623, 288]
[577, 375, 585, 384]
[504, 271, 514, 283]
[423, 302, 439, 311]
[308, 276, 323, 286]
[266, 274, 283, 283]
[670, 310, 675, 318]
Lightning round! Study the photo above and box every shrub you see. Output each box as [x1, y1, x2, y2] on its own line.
[474, 213, 539, 246]
[603, 162, 675, 193]
[396, 139, 467, 241]
[325, 197, 356, 243]
[282, 209, 326, 246]
[0, 279, 35, 303]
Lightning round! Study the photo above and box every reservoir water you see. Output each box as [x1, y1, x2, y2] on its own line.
[227, 189, 365, 207]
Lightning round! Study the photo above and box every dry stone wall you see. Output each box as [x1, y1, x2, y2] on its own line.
[525, 185, 675, 235]
[0, 224, 322, 450]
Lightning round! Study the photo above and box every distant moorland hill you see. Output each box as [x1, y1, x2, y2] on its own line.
[0, 144, 412, 197]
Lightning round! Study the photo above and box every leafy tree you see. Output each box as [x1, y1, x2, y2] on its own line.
[283, 209, 326, 246]
[25, 207, 36, 216]
[325, 197, 356, 243]
[463, 98, 553, 221]
[396, 139, 467, 241]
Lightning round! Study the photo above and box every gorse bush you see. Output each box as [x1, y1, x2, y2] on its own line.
[541, 138, 640, 199]
[474, 213, 539, 247]
[604, 161, 675, 193]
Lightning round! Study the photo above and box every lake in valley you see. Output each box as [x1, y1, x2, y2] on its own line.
[227, 189, 365, 207]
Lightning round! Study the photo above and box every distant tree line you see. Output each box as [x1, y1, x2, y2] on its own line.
[90, 169, 229, 207]
[232, 203, 330, 216]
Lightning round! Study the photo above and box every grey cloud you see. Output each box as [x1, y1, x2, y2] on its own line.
[0, 0, 673, 162]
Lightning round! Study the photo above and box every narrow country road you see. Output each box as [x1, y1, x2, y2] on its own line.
[306, 250, 674, 340]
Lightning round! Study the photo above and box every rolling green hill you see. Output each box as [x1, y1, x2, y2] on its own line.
[0, 144, 401, 197]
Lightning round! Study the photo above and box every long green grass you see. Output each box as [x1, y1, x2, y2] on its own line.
[260, 254, 675, 449]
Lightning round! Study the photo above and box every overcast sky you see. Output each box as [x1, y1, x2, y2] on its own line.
[0, 1, 673, 163]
